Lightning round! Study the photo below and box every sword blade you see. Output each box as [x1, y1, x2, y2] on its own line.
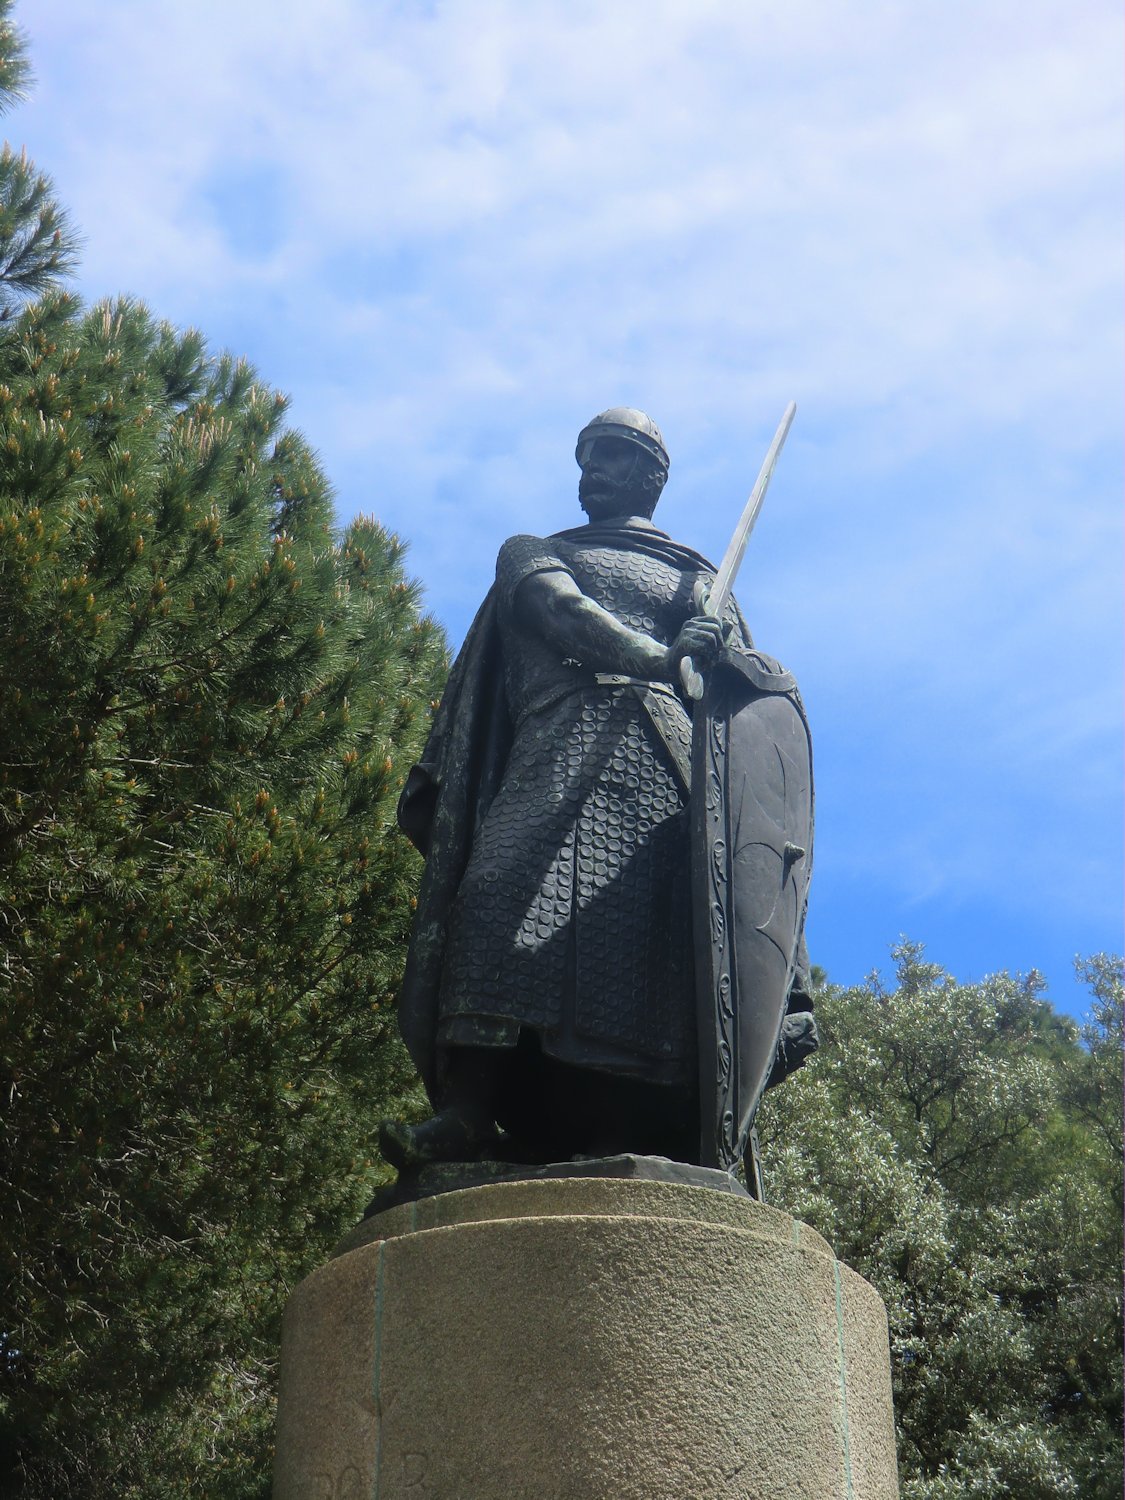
[705, 400, 796, 620]
[680, 400, 796, 700]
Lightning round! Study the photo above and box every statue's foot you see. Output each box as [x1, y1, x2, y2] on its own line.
[379, 1109, 498, 1170]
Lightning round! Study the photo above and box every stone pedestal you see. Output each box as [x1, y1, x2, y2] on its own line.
[273, 1176, 899, 1499]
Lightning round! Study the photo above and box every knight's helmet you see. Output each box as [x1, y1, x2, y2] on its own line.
[575, 407, 670, 478]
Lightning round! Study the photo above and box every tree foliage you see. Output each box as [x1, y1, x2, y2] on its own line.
[0, 2, 78, 316]
[757, 944, 1124, 1500]
[0, 288, 446, 1494]
[0, 0, 29, 108]
[0, 14, 443, 1491]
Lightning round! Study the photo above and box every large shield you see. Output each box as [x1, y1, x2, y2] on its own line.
[692, 650, 814, 1171]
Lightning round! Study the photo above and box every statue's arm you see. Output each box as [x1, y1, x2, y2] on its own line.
[514, 567, 725, 680]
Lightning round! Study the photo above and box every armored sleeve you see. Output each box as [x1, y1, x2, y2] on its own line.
[495, 533, 573, 615]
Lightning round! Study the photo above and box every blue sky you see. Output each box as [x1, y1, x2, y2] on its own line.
[14, 1, 1121, 1016]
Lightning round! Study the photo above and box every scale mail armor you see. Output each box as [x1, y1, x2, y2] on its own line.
[436, 528, 740, 1086]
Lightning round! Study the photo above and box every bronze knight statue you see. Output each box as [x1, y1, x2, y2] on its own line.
[381, 407, 816, 1195]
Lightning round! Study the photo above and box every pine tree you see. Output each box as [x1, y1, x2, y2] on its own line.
[0, 2, 78, 316]
[0, 285, 447, 1497]
[0, 26, 448, 1484]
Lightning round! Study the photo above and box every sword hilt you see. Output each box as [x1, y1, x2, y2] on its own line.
[679, 578, 714, 700]
[679, 656, 705, 700]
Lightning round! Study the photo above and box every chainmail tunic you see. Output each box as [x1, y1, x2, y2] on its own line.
[437, 527, 710, 1086]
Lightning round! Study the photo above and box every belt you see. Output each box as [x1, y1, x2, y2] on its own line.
[594, 673, 678, 697]
[514, 674, 682, 730]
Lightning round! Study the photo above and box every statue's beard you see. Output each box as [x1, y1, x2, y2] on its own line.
[579, 469, 655, 519]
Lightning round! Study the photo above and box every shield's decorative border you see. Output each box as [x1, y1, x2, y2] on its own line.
[694, 655, 813, 1172]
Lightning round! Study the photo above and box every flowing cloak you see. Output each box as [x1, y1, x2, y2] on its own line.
[395, 517, 814, 1106]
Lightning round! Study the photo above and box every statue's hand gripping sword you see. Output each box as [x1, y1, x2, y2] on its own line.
[680, 400, 797, 701]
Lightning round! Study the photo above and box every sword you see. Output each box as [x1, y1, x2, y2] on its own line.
[679, 400, 797, 700]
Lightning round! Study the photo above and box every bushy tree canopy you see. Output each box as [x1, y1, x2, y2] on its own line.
[757, 944, 1123, 1500]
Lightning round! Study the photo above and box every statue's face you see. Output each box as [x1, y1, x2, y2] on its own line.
[578, 437, 662, 520]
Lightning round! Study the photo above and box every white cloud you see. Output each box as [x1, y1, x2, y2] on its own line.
[20, 4, 1120, 431]
[10, 0, 1122, 997]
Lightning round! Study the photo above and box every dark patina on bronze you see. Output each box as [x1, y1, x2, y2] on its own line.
[375, 407, 815, 1211]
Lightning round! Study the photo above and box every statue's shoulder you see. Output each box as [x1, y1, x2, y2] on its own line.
[496, 532, 571, 567]
[497, 531, 556, 558]
[495, 533, 572, 607]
